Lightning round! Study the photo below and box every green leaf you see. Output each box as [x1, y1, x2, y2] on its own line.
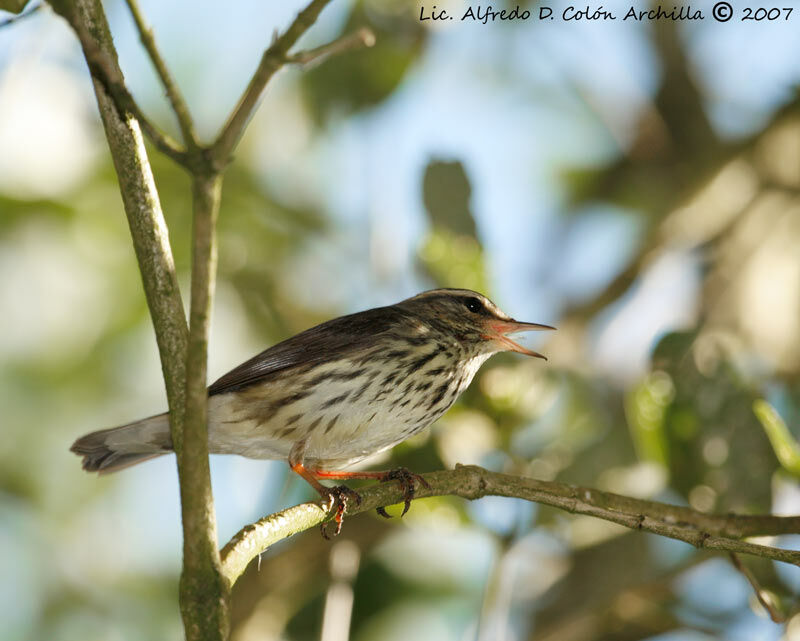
[422, 161, 478, 238]
[624, 371, 672, 466]
[754, 399, 800, 478]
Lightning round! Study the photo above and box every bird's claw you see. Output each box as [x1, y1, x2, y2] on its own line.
[375, 467, 430, 518]
[320, 485, 362, 539]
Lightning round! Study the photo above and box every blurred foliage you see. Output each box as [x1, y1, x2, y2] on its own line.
[422, 160, 478, 237]
[754, 399, 800, 479]
[649, 330, 775, 511]
[2, 2, 800, 641]
[418, 160, 488, 294]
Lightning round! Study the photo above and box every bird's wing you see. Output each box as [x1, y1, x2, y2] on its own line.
[208, 306, 405, 396]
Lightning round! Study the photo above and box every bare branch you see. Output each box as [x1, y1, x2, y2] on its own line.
[211, 0, 333, 168]
[729, 553, 785, 623]
[287, 26, 375, 67]
[220, 465, 800, 587]
[123, 0, 199, 150]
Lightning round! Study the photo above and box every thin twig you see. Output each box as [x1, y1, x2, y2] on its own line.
[211, 0, 333, 168]
[49, 1, 188, 165]
[0, 1, 42, 29]
[220, 465, 800, 587]
[287, 26, 375, 67]
[123, 0, 199, 151]
[729, 553, 785, 623]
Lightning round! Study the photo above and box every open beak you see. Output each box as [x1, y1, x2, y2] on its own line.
[483, 319, 556, 360]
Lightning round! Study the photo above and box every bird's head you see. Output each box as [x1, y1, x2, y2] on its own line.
[398, 288, 555, 359]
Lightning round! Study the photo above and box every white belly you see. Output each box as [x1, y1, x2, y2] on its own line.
[206, 353, 490, 468]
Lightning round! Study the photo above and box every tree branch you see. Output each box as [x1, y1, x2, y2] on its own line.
[47, 0, 189, 446]
[220, 465, 800, 588]
[49, 2, 226, 637]
[51, 0, 374, 638]
[210, 0, 333, 168]
[123, 0, 199, 151]
[178, 173, 228, 639]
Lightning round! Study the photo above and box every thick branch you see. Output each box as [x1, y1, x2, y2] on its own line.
[123, 0, 199, 150]
[220, 465, 800, 587]
[211, 0, 332, 167]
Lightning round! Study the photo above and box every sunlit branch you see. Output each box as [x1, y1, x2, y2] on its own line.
[123, 0, 199, 151]
[220, 464, 800, 587]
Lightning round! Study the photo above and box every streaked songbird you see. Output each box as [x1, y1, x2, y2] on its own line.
[72, 288, 554, 534]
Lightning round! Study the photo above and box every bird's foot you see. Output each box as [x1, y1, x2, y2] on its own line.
[320, 485, 362, 539]
[375, 467, 431, 519]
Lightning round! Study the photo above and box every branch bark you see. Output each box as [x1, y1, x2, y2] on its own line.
[220, 465, 800, 587]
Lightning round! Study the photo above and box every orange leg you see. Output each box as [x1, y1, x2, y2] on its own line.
[295, 463, 361, 539]
[290, 459, 332, 495]
[305, 466, 430, 519]
[287, 441, 430, 536]
[312, 469, 397, 481]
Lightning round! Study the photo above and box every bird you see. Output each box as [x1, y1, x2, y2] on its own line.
[72, 288, 554, 534]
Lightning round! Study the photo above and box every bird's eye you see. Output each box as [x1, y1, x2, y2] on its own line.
[464, 297, 482, 313]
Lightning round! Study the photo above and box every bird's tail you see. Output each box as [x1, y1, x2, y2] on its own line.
[71, 413, 173, 474]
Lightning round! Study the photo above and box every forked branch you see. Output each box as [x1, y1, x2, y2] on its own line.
[55, 0, 370, 174]
[210, 0, 333, 166]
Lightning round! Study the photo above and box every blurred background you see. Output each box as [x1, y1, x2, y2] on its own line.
[2, 0, 800, 639]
